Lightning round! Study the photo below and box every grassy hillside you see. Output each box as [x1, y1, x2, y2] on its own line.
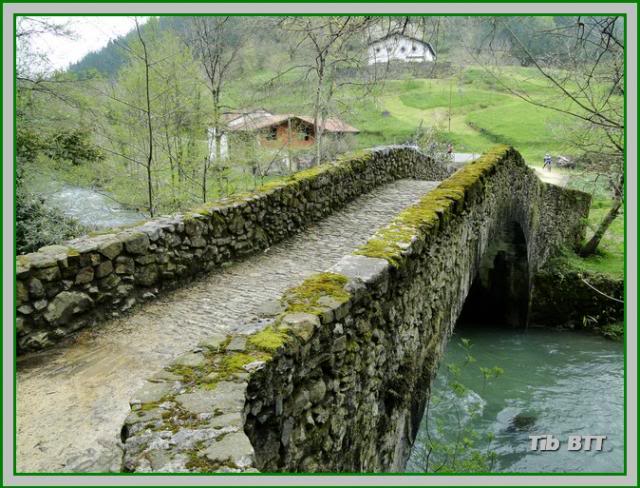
[221, 64, 588, 167]
[351, 69, 582, 164]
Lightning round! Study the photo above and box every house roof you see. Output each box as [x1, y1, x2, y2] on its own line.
[222, 109, 273, 126]
[225, 112, 359, 134]
[369, 33, 436, 57]
[296, 116, 360, 133]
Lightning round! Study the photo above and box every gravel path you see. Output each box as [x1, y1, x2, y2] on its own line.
[16, 179, 438, 473]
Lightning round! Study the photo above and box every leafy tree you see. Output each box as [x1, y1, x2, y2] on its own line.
[280, 16, 377, 164]
[474, 16, 624, 256]
[189, 16, 245, 201]
[94, 18, 209, 215]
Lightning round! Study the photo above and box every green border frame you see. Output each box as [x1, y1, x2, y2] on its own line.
[6, 3, 633, 481]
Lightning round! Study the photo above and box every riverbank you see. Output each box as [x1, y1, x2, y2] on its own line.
[530, 258, 624, 340]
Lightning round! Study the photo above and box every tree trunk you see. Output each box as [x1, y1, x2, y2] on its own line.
[136, 19, 154, 218]
[202, 157, 208, 202]
[313, 62, 324, 166]
[580, 195, 623, 257]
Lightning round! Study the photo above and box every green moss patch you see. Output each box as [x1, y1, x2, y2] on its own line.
[220, 352, 269, 373]
[248, 326, 289, 352]
[185, 449, 221, 472]
[283, 272, 350, 314]
[356, 145, 514, 266]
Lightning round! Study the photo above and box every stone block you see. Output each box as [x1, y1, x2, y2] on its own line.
[202, 432, 254, 469]
[130, 381, 174, 405]
[135, 265, 159, 287]
[98, 238, 123, 260]
[330, 254, 389, 286]
[172, 352, 205, 368]
[198, 333, 228, 352]
[280, 313, 320, 342]
[35, 265, 61, 282]
[95, 260, 113, 278]
[43, 291, 93, 326]
[123, 232, 150, 255]
[75, 267, 94, 285]
[115, 256, 135, 274]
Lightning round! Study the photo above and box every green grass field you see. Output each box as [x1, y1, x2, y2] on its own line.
[563, 199, 624, 279]
[226, 65, 624, 279]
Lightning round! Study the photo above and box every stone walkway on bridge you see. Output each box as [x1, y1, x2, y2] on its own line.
[16, 178, 439, 473]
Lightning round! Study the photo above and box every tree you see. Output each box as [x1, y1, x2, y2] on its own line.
[473, 16, 624, 256]
[189, 17, 244, 201]
[15, 17, 91, 253]
[90, 18, 209, 215]
[280, 16, 377, 164]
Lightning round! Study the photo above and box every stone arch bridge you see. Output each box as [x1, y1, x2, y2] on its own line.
[15, 145, 590, 473]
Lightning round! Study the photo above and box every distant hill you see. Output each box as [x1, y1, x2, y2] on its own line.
[68, 17, 189, 77]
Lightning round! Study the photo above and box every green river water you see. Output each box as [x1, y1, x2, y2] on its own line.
[407, 326, 624, 474]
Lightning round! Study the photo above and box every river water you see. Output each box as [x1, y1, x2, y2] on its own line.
[45, 185, 146, 229]
[407, 327, 624, 474]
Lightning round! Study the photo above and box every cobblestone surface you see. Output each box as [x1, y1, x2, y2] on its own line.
[16, 179, 438, 473]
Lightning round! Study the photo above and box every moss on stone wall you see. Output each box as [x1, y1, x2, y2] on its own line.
[18, 146, 446, 353]
[282, 272, 350, 315]
[356, 145, 514, 266]
[248, 326, 289, 352]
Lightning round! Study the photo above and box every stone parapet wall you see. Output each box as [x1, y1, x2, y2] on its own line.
[15, 147, 448, 352]
[121, 146, 591, 473]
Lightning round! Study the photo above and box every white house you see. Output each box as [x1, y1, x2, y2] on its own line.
[368, 34, 436, 65]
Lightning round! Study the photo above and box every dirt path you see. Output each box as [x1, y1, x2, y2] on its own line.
[533, 167, 570, 187]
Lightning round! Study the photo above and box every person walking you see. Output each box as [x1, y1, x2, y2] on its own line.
[447, 143, 454, 161]
[543, 153, 552, 171]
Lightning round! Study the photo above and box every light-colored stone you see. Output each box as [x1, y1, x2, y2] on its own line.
[226, 336, 247, 352]
[330, 254, 389, 285]
[281, 313, 320, 342]
[35, 265, 61, 282]
[175, 390, 219, 415]
[202, 432, 254, 469]
[130, 381, 173, 405]
[172, 352, 205, 368]
[97, 238, 123, 260]
[198, 333, 228, 352]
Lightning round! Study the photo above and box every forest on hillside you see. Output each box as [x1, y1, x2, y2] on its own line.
[16, 15, 623, 260]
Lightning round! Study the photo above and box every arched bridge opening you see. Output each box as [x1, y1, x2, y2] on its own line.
[459, 220, 531, 329]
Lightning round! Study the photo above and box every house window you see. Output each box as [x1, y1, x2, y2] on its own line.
[400, 46, 406, 53]
[412, 45, 417, 51]
[303, 125, 313, 141]
[266, 126, 277, 140]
